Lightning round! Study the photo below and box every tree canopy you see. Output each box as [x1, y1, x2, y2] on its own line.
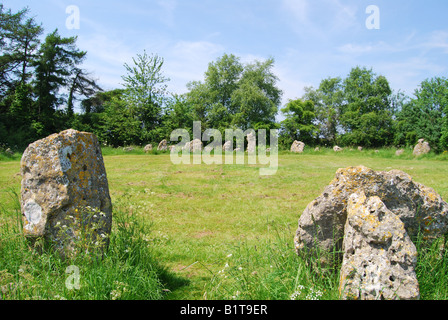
[1, 5, 448, 153]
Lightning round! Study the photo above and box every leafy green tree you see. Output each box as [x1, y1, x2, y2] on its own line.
[340, 67, 393, 147]
[32, 29, 86, 133]
[100, 96, 142, 147]
[186, 54, 282, 133]
[231, 58, 282, 130]
[280, 98, 316, 145]
[413, 77, 448, 151]
[121, 50, 169, 141]
[303, 77, 344, 145]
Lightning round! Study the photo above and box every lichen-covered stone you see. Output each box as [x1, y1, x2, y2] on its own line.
[144, 144, 153, 153]
[413, 139, 430, 156]
[158, 139, 168, 151]
[20, 129, 112, 258]
[291, 141, 305, 153]
[339, 192, 419, 300]
[183, 139, 203, 153]
[333, 146, 343, 152]
[294, 166, 448, 266]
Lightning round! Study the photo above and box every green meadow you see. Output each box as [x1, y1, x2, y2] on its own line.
[1, 148, 448, 300]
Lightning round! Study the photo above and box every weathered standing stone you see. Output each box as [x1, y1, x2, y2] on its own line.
[223, 141, 233, 152]
[294, 166, 448, 266]
[333, 146, 343, 152]
[183, 139, 203, 153]
[413, 139, 430, 156]
[291, 141, 305, 153]
[20, 129, 112, 258]
[247, 132, 256, 154]
[157, 139, 168, 151]
[339, 192, 419, 300]
[395, 149, 404, 156]
[358, 146, 363, 152]
[144, 144, 153, 153]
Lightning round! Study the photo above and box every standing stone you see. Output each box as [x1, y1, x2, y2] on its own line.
[183, 139, 203, 153]
[144, 144, 153, 153]
[158, 139, 168, 151]
[413, 139, 430, 156]
[358, 146, 363, 152]
[339, 192, 419, 300]
[395, 149, 404, 156]
[333, 146, 343, 152]
[247, 132, 256, 154]
[294, 166, 448, 266]
[291, 141, 305, 153]
[223, 141, 233, 152]
[20, 129, 112, 258]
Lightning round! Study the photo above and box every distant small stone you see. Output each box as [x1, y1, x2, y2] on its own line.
[395, 149, 404, 156]
[333, 146, 343, 152]
[158, 139, 168, 151]
[183, 139, 203, 153]
[144, 144, 153, 153]
[413, 139, 430, 156]
[291, 141, 305, 153]
[247, 132, 256, 154]
[223, 141, 233, 152]
[358, 146, 363, 152]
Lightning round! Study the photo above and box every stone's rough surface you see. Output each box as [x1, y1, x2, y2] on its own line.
[291, 141, 305, 153]
[20, 129, 112, 257]
[144, 144, 153, 153]
[294, 166, 448, 265]
[247, 132, 256, 154]
[333, 146, 343, 152]
[158, 139, 168, 151]
[413, 139, 431, 156]
[339, 192, 419, 300]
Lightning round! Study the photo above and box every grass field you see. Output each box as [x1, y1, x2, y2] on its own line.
[1, 147, 448, 300]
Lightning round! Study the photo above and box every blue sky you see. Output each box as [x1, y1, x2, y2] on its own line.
[4, 0, 448, 108]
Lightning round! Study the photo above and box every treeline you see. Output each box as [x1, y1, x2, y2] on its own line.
[1, 5, 448, 152]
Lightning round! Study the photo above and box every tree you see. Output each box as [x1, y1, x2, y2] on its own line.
[280, 98, 316, 145]
[412, 77, 448, 151]
[339, 66, 393, 147]
[66, 68, 102, 118]
[303, 77, 344, 145]
[186, 54, 282, 133]
[121, 50, 169, 141]
[0, 5, 42, 96]
[33, 29, 86, 133]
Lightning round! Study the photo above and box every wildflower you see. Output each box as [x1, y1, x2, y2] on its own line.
[227, 254, 233, 258]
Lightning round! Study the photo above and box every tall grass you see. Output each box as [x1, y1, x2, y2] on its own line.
[203, 222, 340, 300]
[0, 192, 183, 300]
